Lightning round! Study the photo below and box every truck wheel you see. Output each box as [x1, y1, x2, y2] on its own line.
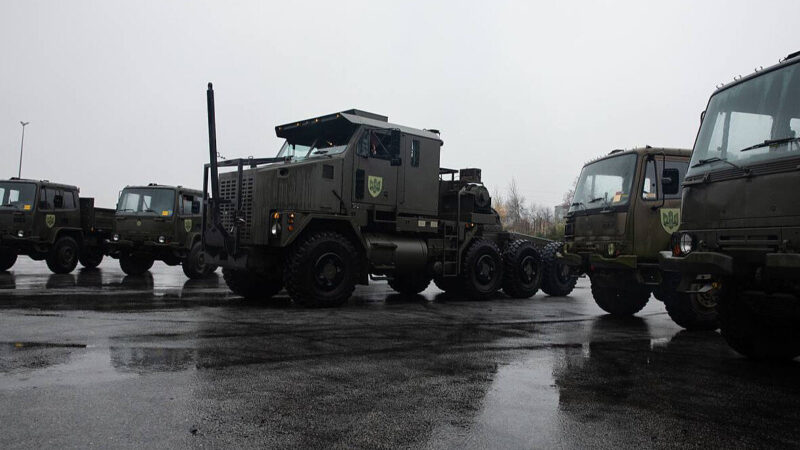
[591, 281, 650, 316]
[78, 247, 104, 269]
[223, 268, 282, 301]
[0, 252, 17, 272]
[719, 287, 800, 360]
[502, 240, 543, 299]
[388, 273, 431, 296]
[433, 277, 462, 295]
[119, 253, 155, 276]
[540, 242, 578, 296]
[655, 275, 718, 331]
[46, 236, 80, 274]
[284, 231, 359, 308]
[182, 242, 215, 279]
[460, 239, 504, 300]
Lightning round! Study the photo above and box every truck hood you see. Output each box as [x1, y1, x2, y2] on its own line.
[569, 211, 628, 244]
[682, 170, 800, 230]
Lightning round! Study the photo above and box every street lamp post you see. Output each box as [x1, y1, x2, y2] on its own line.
[18, 121, 29, 178]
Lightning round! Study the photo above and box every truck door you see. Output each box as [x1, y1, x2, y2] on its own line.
[178, 192, 202, 248]
[399, 137, 440, 216]
[635, 156, 688, 257]
[353, 128, 400, 210]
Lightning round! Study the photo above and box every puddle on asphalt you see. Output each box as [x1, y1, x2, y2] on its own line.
[0, 347, 137, 388]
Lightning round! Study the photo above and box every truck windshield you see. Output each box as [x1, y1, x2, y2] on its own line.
[275, 132, 351, 161]
[688, 61, 800, 176]
[0, 182, 36, 211]
[117, 188, 175, 216]
[570, 153, 637, 213]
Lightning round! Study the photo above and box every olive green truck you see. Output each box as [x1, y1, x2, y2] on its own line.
[660, 50, 800, 359]
[107, 184, 216, 278]
[0, 178, 113, 274]
[201, 84, 560, 306]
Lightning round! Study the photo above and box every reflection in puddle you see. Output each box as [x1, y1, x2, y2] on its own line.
[110, 346, 197, 374]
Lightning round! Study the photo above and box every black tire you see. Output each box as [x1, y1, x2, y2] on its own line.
[655, 274, 719, 331]
[541, 242, 578, 296]
[719, 287, 800, 360]
[182, 242, 216, 279]
[433, 276, 462, 295]
[388, 273, 431, 296]
[119, 253, 155, 276]
[0, 252, 17, 272]
[591, 280, 650, 316]
[223, 268, 282, 301]
[284, 231, 359, 308]
[78, 246, 104, 269]
[46, 236, 80, 274]
[502, 240, 543, 299]
[460, 239, 504, 300]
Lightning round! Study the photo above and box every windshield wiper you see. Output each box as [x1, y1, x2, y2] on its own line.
[691, 156, 744, 170]
[739, 136, 800, 153]
[587, 197, 604, 203]
[117, 208, 136, 213]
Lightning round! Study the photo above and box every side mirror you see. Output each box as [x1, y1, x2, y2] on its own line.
[390, 157, 402, 167]
[390, 129, 401, 154]
[357, 134, 370, 158]
[661, 168, 680, 195]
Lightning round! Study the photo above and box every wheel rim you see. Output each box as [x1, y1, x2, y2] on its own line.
[474, 254, 496, 286]
[519, 255, 538, 285]
[60, 245, 75, 266]
[314, 252, 345, 291]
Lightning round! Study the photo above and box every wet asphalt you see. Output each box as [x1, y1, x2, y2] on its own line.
[0, 258, 798, 449]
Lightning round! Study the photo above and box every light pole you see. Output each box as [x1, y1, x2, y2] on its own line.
[18, 121, 29, 178]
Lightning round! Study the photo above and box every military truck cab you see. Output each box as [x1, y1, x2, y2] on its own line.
[202, 84, 552, 306]
[108, 184, 215, 278]
[660, 51, 800, 358]
[0, 178, 113, 274]
[558, 148, 717, 329]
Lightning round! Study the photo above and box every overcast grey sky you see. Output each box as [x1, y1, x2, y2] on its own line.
[1, 0, 798, 207]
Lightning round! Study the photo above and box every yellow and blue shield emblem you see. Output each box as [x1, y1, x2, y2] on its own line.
[368, 176, 383, 198]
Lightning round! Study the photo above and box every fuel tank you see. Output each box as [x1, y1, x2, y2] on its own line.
[362, 233, 428, 273]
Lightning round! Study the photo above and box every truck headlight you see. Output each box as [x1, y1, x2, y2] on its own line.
[113, 234, 120, 242]
[17, 230, 24, 238]
[158, 236, 166, 244]
[679, 233, 693, 255]
[271, 222, 281, 236]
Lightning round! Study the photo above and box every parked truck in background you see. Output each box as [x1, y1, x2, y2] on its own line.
[108, 184, 216, 279]
[660, 50, 800, 358]
[0, 178, 113, 274]
[558, 147, 718, 330]
[201, 83, 556, 307]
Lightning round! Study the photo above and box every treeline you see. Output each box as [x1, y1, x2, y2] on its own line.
[492, 178, 574, 240]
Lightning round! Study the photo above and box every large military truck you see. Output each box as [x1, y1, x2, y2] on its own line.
[201, 84, 553, 306]
[107, 184, 216, 278]
[0, 178, 113, 274]
[660, 51, 800, 358]
[558, 147, 718, 330]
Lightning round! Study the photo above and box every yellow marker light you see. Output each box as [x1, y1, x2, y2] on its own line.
[23, 204, 31, 211]
[162, 210, 170, 216]
[272, 212, 280, 219]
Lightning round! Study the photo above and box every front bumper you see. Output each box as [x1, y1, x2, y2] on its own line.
[559, 250, 638, 270]
[106, 239, 185, 257]
[658, 250, 734, 275]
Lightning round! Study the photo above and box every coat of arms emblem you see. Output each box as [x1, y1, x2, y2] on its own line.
[368, 176, 383, 198]
[660, 208, 681, 234]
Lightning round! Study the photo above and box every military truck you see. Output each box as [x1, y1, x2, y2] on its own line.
[201, 83, 553, 306]
[557, 147, 718, 330]
[0, 178, 113, 274]
[107, 184, 216, 278]
[660, 51, 800, 358]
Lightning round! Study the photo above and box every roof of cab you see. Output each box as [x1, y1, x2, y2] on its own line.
[275, 109, 443, 143]
[712, 50, 800, 96]
[586, 147, 692, 166]
[124, 184, 202, 195]
[4, 178, 79, 191]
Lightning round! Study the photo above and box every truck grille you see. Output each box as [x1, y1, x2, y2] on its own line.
[219, 176, 255, 241]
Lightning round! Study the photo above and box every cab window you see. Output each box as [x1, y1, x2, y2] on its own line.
[359, 130, 398, 160]
[181, 195, 200, 215]
[642, 159, 688, 201]
[59, 191, 76, 209]
[411, 140, 420, 167]
[39, 188, 57, 210]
